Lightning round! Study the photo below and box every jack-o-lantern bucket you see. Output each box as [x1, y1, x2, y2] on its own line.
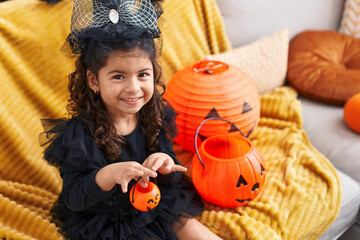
[163, 60, 260, 152]
[130, 181, 161, 211]
[191, 117, 266, 208]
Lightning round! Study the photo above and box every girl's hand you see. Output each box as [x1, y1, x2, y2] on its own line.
[142, 153, 187, 176]
[95, 162, 157, 193]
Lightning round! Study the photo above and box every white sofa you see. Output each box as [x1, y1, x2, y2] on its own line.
[215, 0, 360, 239]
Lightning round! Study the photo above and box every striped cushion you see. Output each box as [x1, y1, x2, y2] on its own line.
[339, 0, 360, 38]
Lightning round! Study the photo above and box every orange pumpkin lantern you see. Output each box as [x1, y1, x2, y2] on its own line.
[191, 117, 266, 208]
[129, 181, 161, 211]
[163, 60, 260, 152]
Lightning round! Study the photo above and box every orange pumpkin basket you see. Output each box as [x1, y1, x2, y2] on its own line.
[130, 180, 161, 212]
[191, 117, 266, 208]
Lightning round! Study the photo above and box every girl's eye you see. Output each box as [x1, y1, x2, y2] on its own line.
[139, 73, 149, 78]
[113, 75, 124, 80]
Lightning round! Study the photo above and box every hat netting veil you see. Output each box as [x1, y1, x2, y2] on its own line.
[62, 0, 163, 56]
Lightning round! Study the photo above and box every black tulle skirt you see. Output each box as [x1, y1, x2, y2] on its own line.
[51, 179, 203, 240]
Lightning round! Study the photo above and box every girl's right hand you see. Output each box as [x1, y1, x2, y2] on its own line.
[114, 162, 158, 193]
[95, 162, 157, 193]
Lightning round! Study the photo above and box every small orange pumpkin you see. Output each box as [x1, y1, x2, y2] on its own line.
[129, 181, 161, 211]
[344, 92, 360, 134]
[163, 60, 260, 152]
[191, 118, 266, 208]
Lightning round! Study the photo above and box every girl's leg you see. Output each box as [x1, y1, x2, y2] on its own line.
[174, 217, 222, 240]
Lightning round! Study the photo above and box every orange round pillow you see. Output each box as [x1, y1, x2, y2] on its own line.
[344, 92, 360, 134]
[287, 31, 360, 105]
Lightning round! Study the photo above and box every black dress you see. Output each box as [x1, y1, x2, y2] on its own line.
[41, 116, 203, 240]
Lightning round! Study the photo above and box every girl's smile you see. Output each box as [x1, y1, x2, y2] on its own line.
[121, 97, 143, 105]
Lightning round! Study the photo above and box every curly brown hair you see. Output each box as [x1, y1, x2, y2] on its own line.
[66, 38, 165, 160]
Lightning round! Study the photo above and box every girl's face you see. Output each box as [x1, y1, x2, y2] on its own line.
[88, 47, 154, 121]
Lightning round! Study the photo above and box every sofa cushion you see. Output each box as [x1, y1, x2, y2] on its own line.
[287, 30, 360, 105]
[300, 96, 360, 182]
[204, 29, 289, 94]
[339, 0, 360, 38]
[215, 0, 344, 47]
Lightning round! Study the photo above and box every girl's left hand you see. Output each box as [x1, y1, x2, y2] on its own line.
[143, 153, 187, 176]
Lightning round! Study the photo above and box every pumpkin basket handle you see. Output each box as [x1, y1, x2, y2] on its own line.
[131, 177, 158, 203]
[194, 117, 251, 168]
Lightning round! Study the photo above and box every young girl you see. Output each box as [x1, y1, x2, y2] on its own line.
[41, 0, 221, 239]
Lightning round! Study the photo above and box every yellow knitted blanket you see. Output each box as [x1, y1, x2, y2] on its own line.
[174, 87, 341, 239]
[0, 0, 340, 239]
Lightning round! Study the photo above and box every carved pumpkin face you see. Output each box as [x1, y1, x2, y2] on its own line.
[163, 60, 260, 152]
[129, 182, 161, 211]
[191, 134, 266, 208]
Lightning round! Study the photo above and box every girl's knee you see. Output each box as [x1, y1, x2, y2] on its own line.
[175, 218, 222, 240]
